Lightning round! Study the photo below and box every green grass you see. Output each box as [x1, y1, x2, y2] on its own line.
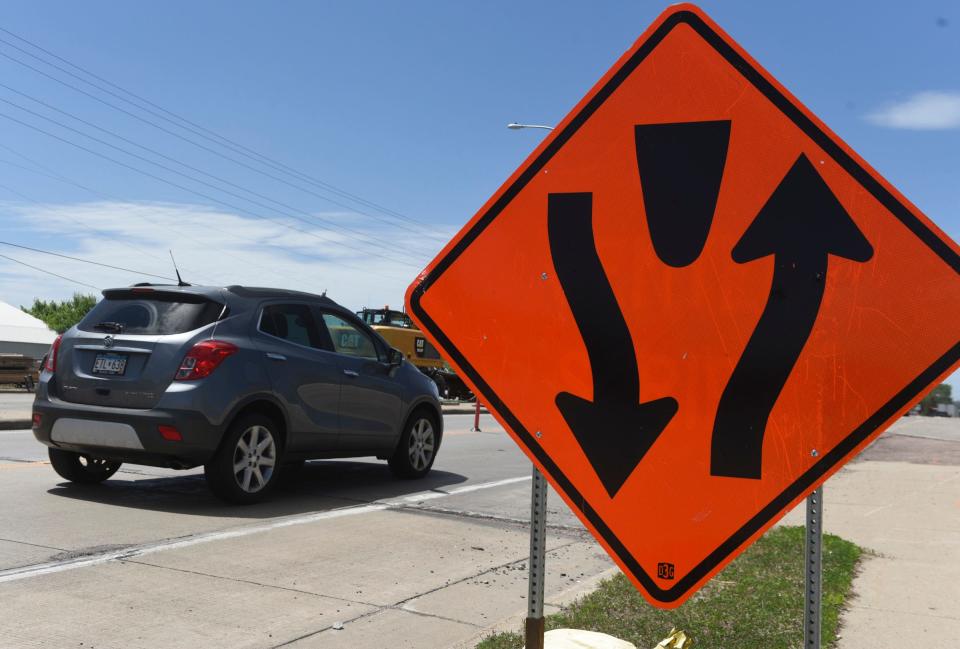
[477, 526, 862, 649]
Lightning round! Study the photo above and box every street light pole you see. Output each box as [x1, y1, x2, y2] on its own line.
[506, 119, 554, 649]
[507, 122, 554, 131]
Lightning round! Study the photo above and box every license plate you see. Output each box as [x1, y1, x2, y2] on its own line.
[92, 353, 128, 376]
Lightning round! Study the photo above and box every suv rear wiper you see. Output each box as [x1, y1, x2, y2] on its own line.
[93, 321, 125, 333]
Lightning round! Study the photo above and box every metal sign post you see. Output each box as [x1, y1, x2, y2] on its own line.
[803, 486, 823, 649]
[525, 465, 548, 649]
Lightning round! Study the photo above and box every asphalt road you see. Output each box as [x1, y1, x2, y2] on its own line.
[0, 391, 33, 412]
[858, 415, 960, 465]
[0, 391, 30, 402]
[0, 413, 613, 649]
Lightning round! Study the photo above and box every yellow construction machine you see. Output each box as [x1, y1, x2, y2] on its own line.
[356, 307, 473, 401]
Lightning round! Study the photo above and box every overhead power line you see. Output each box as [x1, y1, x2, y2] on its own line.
[0, 241, 175, 281]
[0, 92, 432, 263]
[0, 177, 221, 284]
[0, 252, 100, 290]
[0, 142, 420, 282]
[0, 26, 438, 232]
[0, 109, 425, 269]
[0, 80, 440, 259]
[0, 30, 447, 240]
[0, 143, 307, 284]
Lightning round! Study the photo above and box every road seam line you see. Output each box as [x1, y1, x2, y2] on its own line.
[0, 537, 67, 552]
[125, 559, 380, 608]
[399, 475, 530, 502]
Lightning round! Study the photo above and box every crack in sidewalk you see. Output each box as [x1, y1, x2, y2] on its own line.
[266, 539, 583, 648]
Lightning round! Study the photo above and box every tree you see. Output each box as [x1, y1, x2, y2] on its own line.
[22, 294, 98, 334]
[919, 383, 952, 416]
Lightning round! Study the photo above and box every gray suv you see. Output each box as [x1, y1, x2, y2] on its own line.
[32, 285, 443, 503]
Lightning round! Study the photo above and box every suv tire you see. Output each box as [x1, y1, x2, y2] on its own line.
[205, 414, 283, 504]
[431, 372, 448, 399]
[49, 448, 121, 484]
[389, 409, 439, 479]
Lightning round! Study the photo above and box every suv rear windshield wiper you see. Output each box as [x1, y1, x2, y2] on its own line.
[93, 321, 125, 333]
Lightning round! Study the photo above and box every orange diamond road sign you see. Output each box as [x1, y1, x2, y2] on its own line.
[405, 3, 960, 607]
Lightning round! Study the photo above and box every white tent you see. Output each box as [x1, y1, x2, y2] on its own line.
[0, 301, 57, 359]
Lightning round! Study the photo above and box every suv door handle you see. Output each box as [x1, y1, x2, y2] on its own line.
[342, 369, 359, 377]
[266, 353, 287, 361]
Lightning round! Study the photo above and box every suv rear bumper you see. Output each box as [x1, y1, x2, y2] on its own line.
[32, 395, 223, 469]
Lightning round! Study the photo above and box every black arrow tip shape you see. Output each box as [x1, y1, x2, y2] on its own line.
[556, 392, 678, 498]
[733, 154, 874, 264]
[635, 120, 731, 268]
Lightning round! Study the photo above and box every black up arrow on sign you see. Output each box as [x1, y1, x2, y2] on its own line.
[710, 154, 874, 479]
[548, 192, 678, 498]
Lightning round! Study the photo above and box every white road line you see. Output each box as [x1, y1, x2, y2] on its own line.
[401, 475, 531, 502]
[0, 475, 531, 584]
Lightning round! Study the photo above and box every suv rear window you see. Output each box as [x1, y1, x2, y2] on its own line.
[79, 292, 224, 335]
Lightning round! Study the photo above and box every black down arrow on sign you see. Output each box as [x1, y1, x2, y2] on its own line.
[548, 192, 678, 498]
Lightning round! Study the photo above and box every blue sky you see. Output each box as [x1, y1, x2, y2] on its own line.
[0, 1, 957, 380]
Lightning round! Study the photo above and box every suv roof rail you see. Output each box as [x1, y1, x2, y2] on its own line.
[225, 285, 336, 303]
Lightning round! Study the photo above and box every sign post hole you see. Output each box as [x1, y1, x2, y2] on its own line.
[525, 466, 548, 649]
[804, 487, 823, 649]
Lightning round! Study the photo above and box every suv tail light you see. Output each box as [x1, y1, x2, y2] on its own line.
[175, 340, 238, 380]
[44, 335, 62, 373]
[158, 425, 182, 441]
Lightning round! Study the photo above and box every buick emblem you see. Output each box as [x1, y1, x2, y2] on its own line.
[103, 335, 115, 349]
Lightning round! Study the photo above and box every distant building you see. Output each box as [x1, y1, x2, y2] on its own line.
[934, 402, 958, 418]
[0, 301, 57, 360]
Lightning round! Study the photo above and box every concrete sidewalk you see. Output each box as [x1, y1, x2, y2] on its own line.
[781, 430, 960, 648]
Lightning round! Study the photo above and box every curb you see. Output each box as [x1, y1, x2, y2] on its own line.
[441, 402, 488, 415]
[442, 407, 488, 415]
[0, 419, 31, 431]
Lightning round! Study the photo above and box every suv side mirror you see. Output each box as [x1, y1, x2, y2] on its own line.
[388, 348, 404, 367]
